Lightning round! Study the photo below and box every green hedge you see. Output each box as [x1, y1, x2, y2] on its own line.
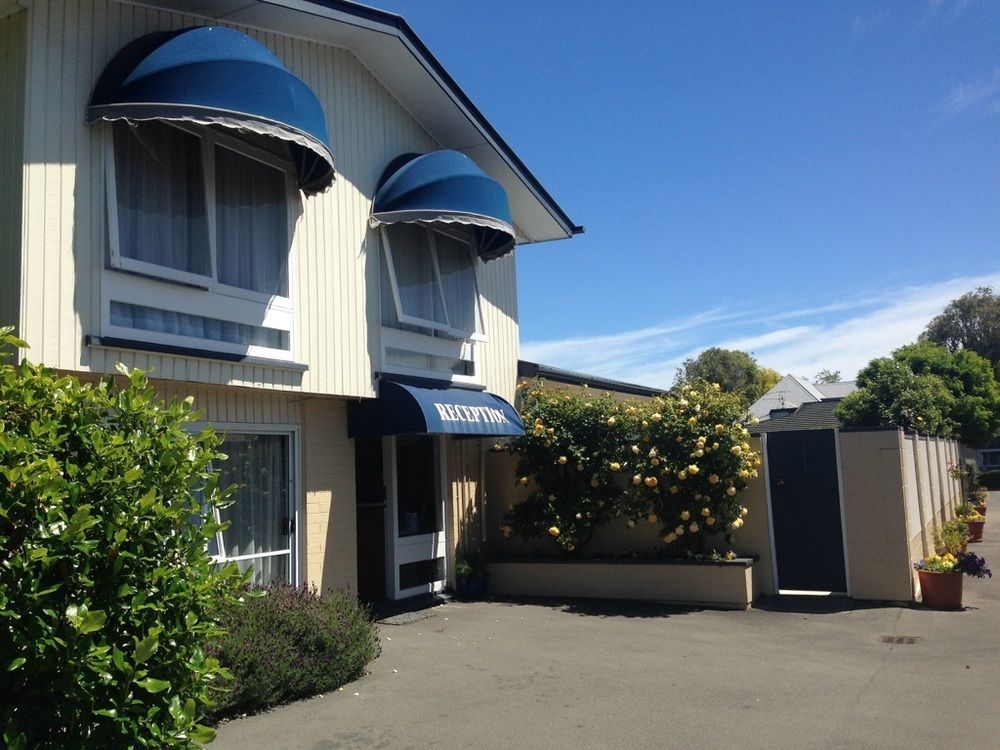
[208, 585, 381, 719]
[979, 470, 1000, 491]
[0, 328, 246, 749]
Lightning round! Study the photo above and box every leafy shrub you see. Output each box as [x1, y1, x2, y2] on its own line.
[208, 585, 381, 718]
[934, 519, 969, 556]
[980, 469, 1000, 491]
[502, 380, 759, 553]
[0, 327, 246, 749]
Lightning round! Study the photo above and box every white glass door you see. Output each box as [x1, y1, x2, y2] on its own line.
[384, 435, 448, 599]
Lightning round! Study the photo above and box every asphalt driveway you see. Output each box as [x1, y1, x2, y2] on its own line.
[214, 499, 1000, 750]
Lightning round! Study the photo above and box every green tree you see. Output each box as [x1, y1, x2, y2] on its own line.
[0, 327, 247, 749]
[675, 347, 774, 404]
[921, 286, 1000, 379]
[815, 369, 842, 384]
[834, 358, 955, 435]
[893, 341, 1000, 447]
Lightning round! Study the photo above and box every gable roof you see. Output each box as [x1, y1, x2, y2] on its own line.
[815, 381, 857, 399]
[137, 0, 582, 245]
[750, 374, 823, 420]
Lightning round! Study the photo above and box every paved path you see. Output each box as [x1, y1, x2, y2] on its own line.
[214, 494, 1000, 750]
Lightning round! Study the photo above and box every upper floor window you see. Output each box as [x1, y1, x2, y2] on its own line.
[380, 224, 483, 340]
[379, 224, 483, 381]
[102, 121, 297, 360]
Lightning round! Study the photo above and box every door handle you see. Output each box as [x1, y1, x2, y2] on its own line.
[282, 516, 296, 535]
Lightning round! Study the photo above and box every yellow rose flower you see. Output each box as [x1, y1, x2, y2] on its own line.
[694, 449, 704, 457]
[647, 513, 658, 524]
[606, 417, 617, 427]
[632, 445, 641, 454]
[706, 516, 716, 526]
[548, 526, 560, 537]
[651, 457, 660, 467]
[664, 532, 677, 544]
[687, 464, 700, 475]
[741, 507, 749, 518]
[626, 518, 636, 528]
[688, 416, 698, 426]
[519, 476, 530, 486]
[632, 474, 642, 485]
[726, 487, 737, 497]
[679, 510, 690, 521]
[731, 446, 743, 456]
[651, 413, 662, 422]
[575, 512, 582, 520]
[644, 476, 658, 488]
[709, 474, 720, 484]
[610, 462, 621, 472]
[677, 470, 688, 480]
[715, 424, 725, 434]
[689, 522, 699, 533]
[590, 478, 600, 488]
[675, 525, 685, 536]
[701, 507, 711, 517]
[669, 485, 680, 495]
[558, 456, 568, 465]
[576, 463, 585, 471]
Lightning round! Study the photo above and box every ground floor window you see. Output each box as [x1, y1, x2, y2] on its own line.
[207, 431, 295, 585]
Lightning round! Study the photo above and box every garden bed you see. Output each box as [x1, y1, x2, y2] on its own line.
[487, 557, 756, 610]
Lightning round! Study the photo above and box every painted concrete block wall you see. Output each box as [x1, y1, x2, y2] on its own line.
[13, 0, 521, 402]
[738, 437, 775, 595]
[301, 397, 357, 594]
[0, 6, 26, 333]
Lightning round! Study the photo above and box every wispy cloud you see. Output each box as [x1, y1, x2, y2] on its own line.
[938, 68, 1000, 118]
[520, 273, 1000, 389]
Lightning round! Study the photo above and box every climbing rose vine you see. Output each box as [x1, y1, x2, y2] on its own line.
[502, 381, 761, 553]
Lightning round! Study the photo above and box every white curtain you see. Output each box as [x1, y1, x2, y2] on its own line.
[435, 232, 477, 335]
[215, 145, 289, 297]
[387, 224, 447, 325]
[109, 302, 287, 350]
[216, 433, 291, 585]
[113, 121, 210, 276]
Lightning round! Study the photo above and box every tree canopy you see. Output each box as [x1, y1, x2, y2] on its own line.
[835, 341, 1000, 446]
[674, 347, 777, 405]
[815, 369, 842, 384]
[921, 286, 1000, 379]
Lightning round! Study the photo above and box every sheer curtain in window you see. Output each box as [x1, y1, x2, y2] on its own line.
[386, 225, 447, 325]
[434, 232, 478, 335]
[217, 433, 290, 585]
[215, 145, 289, 297]
[113, 121, 210, 275]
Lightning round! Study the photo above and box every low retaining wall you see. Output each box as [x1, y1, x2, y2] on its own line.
[487, 558, 756, 610]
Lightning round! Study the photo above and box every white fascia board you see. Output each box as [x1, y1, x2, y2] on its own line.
[129, 0, 578, 244]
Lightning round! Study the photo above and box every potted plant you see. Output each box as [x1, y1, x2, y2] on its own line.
[935, 519, 969, 554]
[956, 503, 986, 542]
[971, 486, 988, 516]
[454, 556, 490, 600]
[913, 551, 991, 609]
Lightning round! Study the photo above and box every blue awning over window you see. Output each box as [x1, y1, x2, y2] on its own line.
[370, 151, 517, 261]
[348, 379, 525, 438]
[87, 26, 335, 196]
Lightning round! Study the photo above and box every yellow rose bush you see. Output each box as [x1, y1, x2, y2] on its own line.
[503, 381, 760, 554]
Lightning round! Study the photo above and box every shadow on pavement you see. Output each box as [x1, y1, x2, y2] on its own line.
[752, 594, 904, 614]
[488, 595, 705, 619]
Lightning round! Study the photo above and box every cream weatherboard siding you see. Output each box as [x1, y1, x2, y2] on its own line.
[14, 0, 521, 402]
[0, 6, 26, 333]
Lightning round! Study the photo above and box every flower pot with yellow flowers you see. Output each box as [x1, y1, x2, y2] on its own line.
[963, 513, 986, 543]
[971, 486, 988, 517]
[913, 552, 991, 609]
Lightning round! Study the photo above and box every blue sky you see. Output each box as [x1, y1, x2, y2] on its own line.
[374, 0, 1000, 386]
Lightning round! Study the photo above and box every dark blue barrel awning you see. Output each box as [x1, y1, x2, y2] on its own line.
[370, 151, 517, 261]
[348, 379, 525, 438]
[87, 26, 334, 195]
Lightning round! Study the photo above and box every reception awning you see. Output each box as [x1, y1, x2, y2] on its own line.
[87, 26, 335, 195]
[348, 379, 525, 438]
[370, 151, 517, 261]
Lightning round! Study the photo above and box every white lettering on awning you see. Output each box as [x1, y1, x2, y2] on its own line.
[432, 401, 511, 425]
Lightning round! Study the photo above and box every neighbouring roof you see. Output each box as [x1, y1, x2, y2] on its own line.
[518, 361, 665, 398]
[750, 400, 843, 434]
[815, 381, 857, 399]
[137, 0, 582, 245]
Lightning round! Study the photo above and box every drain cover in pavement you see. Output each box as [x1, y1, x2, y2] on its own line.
[880, 635, 921, 644]
[378, 611, 437, 626]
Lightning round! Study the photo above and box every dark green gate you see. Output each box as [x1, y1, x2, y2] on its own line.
[766, 429, 847, 592]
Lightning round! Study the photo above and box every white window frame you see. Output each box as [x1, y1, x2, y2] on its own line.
[380, 224, 487, 342]
[199, 423, 302, 586]
[102, 121, 298, 360]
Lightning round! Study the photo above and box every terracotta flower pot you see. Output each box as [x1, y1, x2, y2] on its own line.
[966, 520, 985, 543]
[918, 569, 963, 609]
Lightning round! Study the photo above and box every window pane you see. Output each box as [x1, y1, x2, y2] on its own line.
[215, 145, 289, 296]
[396, 435, 440, 537]
[113, 121, 210, 276]
[386, 225, 447, 325]
[434, 232, 478, 334]
[217, 433, 291, 585]
[110, 301, 289, 350]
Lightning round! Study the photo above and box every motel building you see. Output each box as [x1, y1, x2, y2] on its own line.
[0, 0, 580, 604]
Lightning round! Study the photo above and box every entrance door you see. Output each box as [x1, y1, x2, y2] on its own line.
[386, 434, 447, 599]
[766, 429, 847, 593]
[355, 437, 386, 604]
